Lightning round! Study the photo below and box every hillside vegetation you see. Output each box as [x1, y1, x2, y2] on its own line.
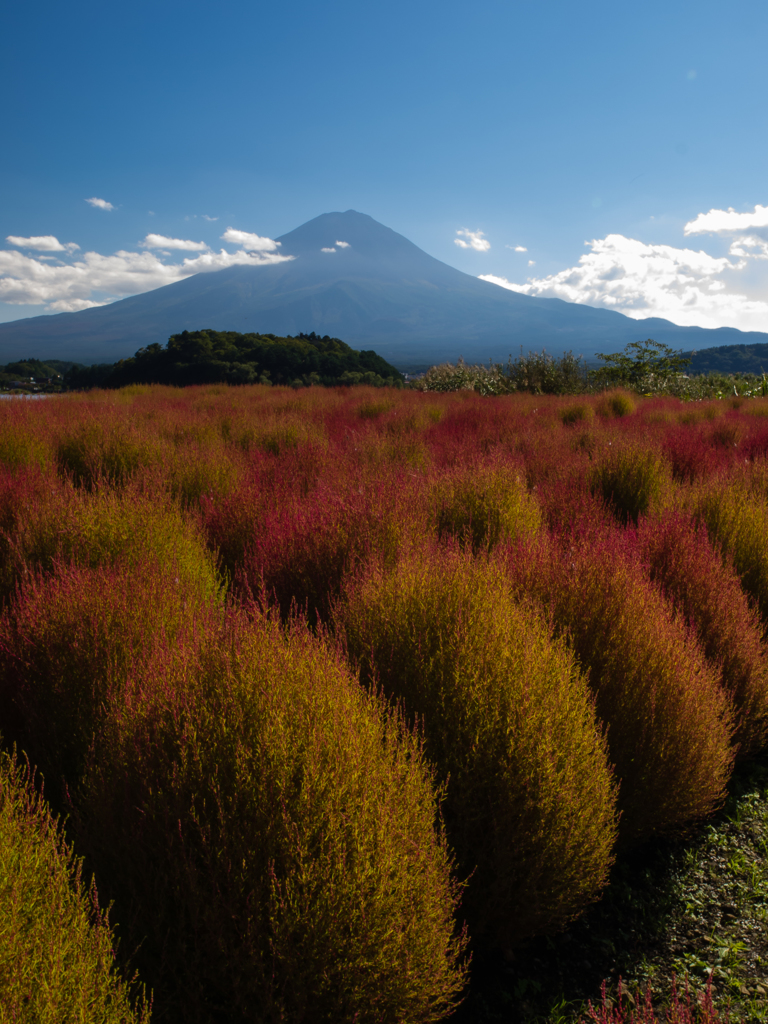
[4, 383, 768, 1021]
[63, 329, 404, 390]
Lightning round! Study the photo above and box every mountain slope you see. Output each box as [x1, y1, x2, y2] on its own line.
[1, 210, 767, 369]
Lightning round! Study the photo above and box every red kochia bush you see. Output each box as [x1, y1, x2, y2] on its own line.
[0, 559, 215, 796]
[508, 534, 734, 843]
[639, 511, 768, 758]
[74, 612, 468, 1024]
[338, 547, 618, 949]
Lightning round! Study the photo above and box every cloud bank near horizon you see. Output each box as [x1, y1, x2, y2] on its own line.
[0, 230, 292, 312]
[481, 203, 768, 333]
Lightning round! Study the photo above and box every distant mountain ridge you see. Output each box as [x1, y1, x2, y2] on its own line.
[2, 210, 768, 370]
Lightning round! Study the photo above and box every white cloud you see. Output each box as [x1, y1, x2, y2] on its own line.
[528, 260, 536, 266]
[455, 228, 490, 252]
[202, 215, 218, 222]
[335, 240, 350, 248]
[684, 203, 768, 236]
[6, 235, 79, 253]
[85, 197, 114, 211]
[47, 298, 107, 312]
[479, 233, 768, 331]
[321, 247, 336, 253]
[505, 244, 527, 252]
[0, 242, 293, 312]
[140, 234, 210, 251]
[730, 235, 768, 260]
[220, 227, 280, 251]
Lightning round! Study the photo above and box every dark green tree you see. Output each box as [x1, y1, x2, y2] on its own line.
[590, 339, 692, 389]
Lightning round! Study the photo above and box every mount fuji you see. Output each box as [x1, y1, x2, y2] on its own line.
[2, 210, 767, 371]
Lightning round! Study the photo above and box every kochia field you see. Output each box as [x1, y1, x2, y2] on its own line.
[1, 383, 767, 1024]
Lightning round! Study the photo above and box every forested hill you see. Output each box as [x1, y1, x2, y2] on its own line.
[684, 343, 768, 376]
[65, 329, 404, 389]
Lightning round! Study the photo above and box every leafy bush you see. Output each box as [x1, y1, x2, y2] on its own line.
[509, 536, 734, 843]
[431, 461, 541, 552]
[0, 748, 150, 1023]
[75, 611, 468, 1024]
[338, 548, 617, 948]
[638, 512, 768, 758]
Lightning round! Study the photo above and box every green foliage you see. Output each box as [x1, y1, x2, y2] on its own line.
[77, 612, 469, 1023]
[0, 748, 150, 1023]
[504, 349, 590, 395]
[415, 350, 589, 396]
[338, 549, 618, 948]
[432, 462, 542, 552]
[590, 340, 692, 390]
[66, 329, 404, 389]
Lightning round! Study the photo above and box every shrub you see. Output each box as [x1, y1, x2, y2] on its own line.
[695, 482, 768, 629]
[75, 612, 468, 1024]
[0, 560, 216, 793]
[596, 391, 636, 418]
[55, 417, 162, 488]
[0, 748, 149, 1023]
[337, 548, 617, 948]
[591, 443, 670, 525]
[561, 402, 595, 426]
[431, 461, 541, 552]
[0, 483, 221, 606]
[639, 511, 768, 758]
[509, 536, 734, 843]
[240, 471, 419, 622]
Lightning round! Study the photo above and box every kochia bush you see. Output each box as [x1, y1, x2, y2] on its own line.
[338, 547, 617, 949]
[0, 748, 150, 1023]
[639, 511, 768, 758]
[510, 536, 734, 843]
[74, 612, 468, 1024]
[431, 460, 541, 552]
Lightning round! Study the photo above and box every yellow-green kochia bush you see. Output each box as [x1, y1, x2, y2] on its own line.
[590, 442, 670, 526]
[0, 748, 150, 1024]
[75, 611, 468, 1024]
[431, 460, 541, 552]
[510, 535, 735, 843]
[0, 481, 222, 606]
[337, 547, 618, 949]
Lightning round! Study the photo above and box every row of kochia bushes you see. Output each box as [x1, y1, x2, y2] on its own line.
[3, 385, 768, 1022]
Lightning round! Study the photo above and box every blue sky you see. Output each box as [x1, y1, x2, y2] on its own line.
[4, 0, 768, 332]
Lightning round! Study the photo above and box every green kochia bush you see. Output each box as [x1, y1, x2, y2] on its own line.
[0, 748, 150, 1023]
[511, 537, 735, 843]
[591, 443, 670, 525]
[431, 461, 541, 552]
[338, 548, 618, 949]
[79, 612, 468, 1024]
[0, 482, 222, 606]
